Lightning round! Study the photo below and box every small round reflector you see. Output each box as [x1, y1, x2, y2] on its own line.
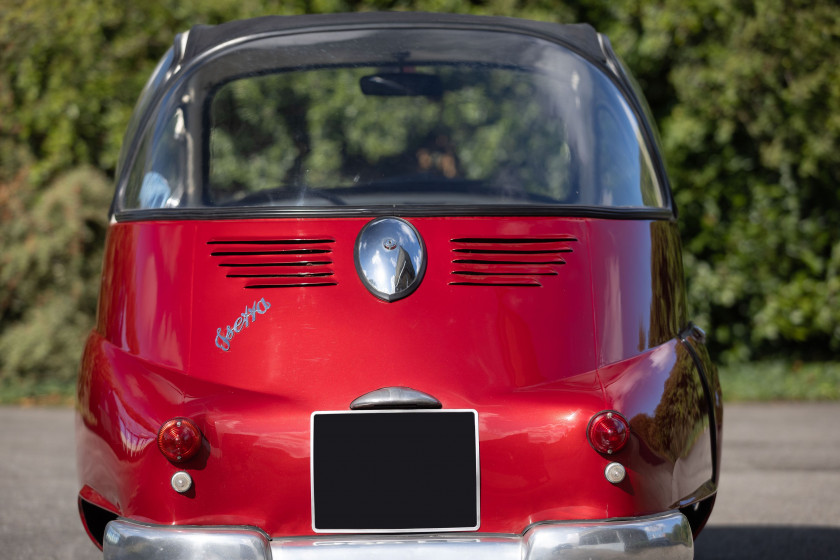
[587, 411, 629, 455]
[171, 471, 193, 493]
[157, 418, 202, 463]
[604, 462, 627, 484]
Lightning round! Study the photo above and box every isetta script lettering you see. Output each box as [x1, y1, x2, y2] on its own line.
[215, 298, 271, 351]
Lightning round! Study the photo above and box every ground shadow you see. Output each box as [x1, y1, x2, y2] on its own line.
[695, 526, 840, 559]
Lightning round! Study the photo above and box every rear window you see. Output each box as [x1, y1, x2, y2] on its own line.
[121, 28, 666, 212]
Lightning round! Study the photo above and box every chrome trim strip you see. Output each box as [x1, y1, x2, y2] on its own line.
[103, 512, 692, 560]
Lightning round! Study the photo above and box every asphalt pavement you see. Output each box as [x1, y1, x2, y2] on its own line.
[693, 402, 840, 559]
[1, 403, 838, 560]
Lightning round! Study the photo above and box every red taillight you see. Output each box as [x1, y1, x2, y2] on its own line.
[157, 418, 202, 463]
[587, 411, 629, 455]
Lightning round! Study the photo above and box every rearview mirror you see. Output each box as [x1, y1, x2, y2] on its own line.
[360, 73, 443, 97]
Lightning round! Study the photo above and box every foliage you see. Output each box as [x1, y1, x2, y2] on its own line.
[1, 0, 838, 396]
[656, 0, 840, 362]
[720, 361, 840, 401]
[0, 166, 111, 392]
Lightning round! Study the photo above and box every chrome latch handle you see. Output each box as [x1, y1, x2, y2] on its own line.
[680, 322, 708, 345]
[350, 387, 442, 410]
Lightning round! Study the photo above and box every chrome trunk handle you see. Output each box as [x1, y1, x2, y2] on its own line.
[350, 387, 442, 410]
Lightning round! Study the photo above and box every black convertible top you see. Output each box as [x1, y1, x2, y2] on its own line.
[181, 12, 605, 67]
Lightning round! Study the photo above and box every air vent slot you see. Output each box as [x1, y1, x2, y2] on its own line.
[449, 237, 577, 287]
[209, 238, 337, 288]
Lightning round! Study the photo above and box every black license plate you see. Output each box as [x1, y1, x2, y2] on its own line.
[311, 410, 479, 532]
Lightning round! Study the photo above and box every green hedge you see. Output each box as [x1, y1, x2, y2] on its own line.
[1, 0, 838, 395]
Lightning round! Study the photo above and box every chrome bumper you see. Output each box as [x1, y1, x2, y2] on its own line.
[103, 512, 693, 560]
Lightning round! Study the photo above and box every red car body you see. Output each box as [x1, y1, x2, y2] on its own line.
[77, 12, 721, 560]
